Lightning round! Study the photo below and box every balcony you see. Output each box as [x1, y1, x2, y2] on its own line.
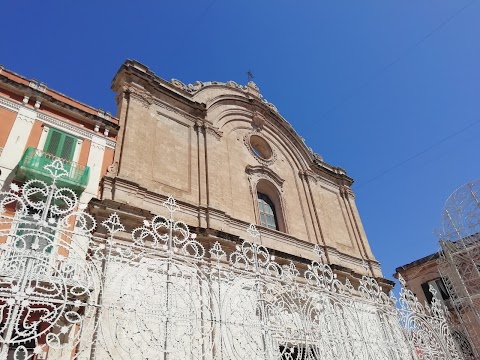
[15, 147, 90, 193]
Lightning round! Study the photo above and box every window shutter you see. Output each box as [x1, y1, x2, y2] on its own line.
[60, 135, 76, 161]
[43, 129, 77, 161]
[44, 129, 62, 156]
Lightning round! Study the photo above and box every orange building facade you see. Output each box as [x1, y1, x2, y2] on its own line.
[0, 66, 119, 203]
[0, 66, 119, 359]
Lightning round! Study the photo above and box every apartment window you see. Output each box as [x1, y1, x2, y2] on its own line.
[257, 192, 278, 230]
[421, 278, 450, 305]
[44, 129, 77, 161]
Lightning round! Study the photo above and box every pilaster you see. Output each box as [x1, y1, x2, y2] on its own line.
[80, 135, 106, 205]
[0, 106, 36, 183]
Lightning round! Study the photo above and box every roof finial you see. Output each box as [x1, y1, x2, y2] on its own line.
[247, 70, 254, 83]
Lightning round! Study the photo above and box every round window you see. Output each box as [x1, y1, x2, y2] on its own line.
[249, 135, 273, 160]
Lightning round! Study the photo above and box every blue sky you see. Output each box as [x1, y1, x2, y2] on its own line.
[2, 1, 479, 282]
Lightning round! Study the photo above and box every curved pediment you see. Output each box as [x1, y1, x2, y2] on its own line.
[245, 165, 284, 188]
[202, 95, 322, 169]
[170, 78, 279, 113]
[113, 60, 351, 185]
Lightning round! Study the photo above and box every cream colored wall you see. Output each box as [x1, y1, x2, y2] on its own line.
[218, 123, 313, 241]
[114, 95, 200, 222]
[112, 81, 382, 276]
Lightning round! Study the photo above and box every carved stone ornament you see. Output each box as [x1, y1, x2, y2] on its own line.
[313, 152, 324, 162]
[246, 165, 284, 189]
[243, 132, 277, 166]
[251, 111, 266, 131]
[106, 161, 119, 177]
[170, 78, 279, 113]
[262, 99, 278, 112]
[247, 81, 259, 92]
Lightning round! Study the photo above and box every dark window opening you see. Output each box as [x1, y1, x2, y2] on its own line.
[0, 322, 38, 360]
[257, 192, 278, 230]
[280, 345, 317, 359]
[421, 278, 450, 304]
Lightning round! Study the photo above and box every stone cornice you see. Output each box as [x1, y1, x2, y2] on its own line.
[95, 177, 384, 278]
[0, 96, 20, 112]
[0, 94, 115, 149]
[299, 169, 346, 189]
[112, 60, 206, 115]
[37, 112, 116, 149]
[0, 74, 120, 133]
[311, 160, 354, 186]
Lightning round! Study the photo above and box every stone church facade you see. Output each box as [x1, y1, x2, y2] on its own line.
[97, 59, 385, 285]
[1, 60, 464, 359]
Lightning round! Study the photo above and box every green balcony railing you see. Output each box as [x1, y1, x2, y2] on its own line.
[15, 147, 90, 193]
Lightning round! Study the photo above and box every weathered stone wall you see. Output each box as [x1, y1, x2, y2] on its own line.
[108, 61, 382, 277]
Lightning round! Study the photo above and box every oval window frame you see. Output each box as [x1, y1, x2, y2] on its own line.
[244, 132, 277, 165]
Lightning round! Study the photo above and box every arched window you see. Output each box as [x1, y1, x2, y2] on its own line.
[257, 192, 278, 230]
[250, 177, 287, 233]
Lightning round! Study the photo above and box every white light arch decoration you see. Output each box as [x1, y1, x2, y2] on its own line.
[0, 158, 465, 360]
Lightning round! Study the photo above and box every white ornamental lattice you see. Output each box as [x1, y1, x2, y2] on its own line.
[0, 159, 465, 359]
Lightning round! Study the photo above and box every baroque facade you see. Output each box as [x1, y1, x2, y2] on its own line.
[99, 59, 385, 284]
[0, 61, 463, 359]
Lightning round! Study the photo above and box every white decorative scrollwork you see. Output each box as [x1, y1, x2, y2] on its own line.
[0, 158, 464, 359]
[0, 160, 101, 360]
